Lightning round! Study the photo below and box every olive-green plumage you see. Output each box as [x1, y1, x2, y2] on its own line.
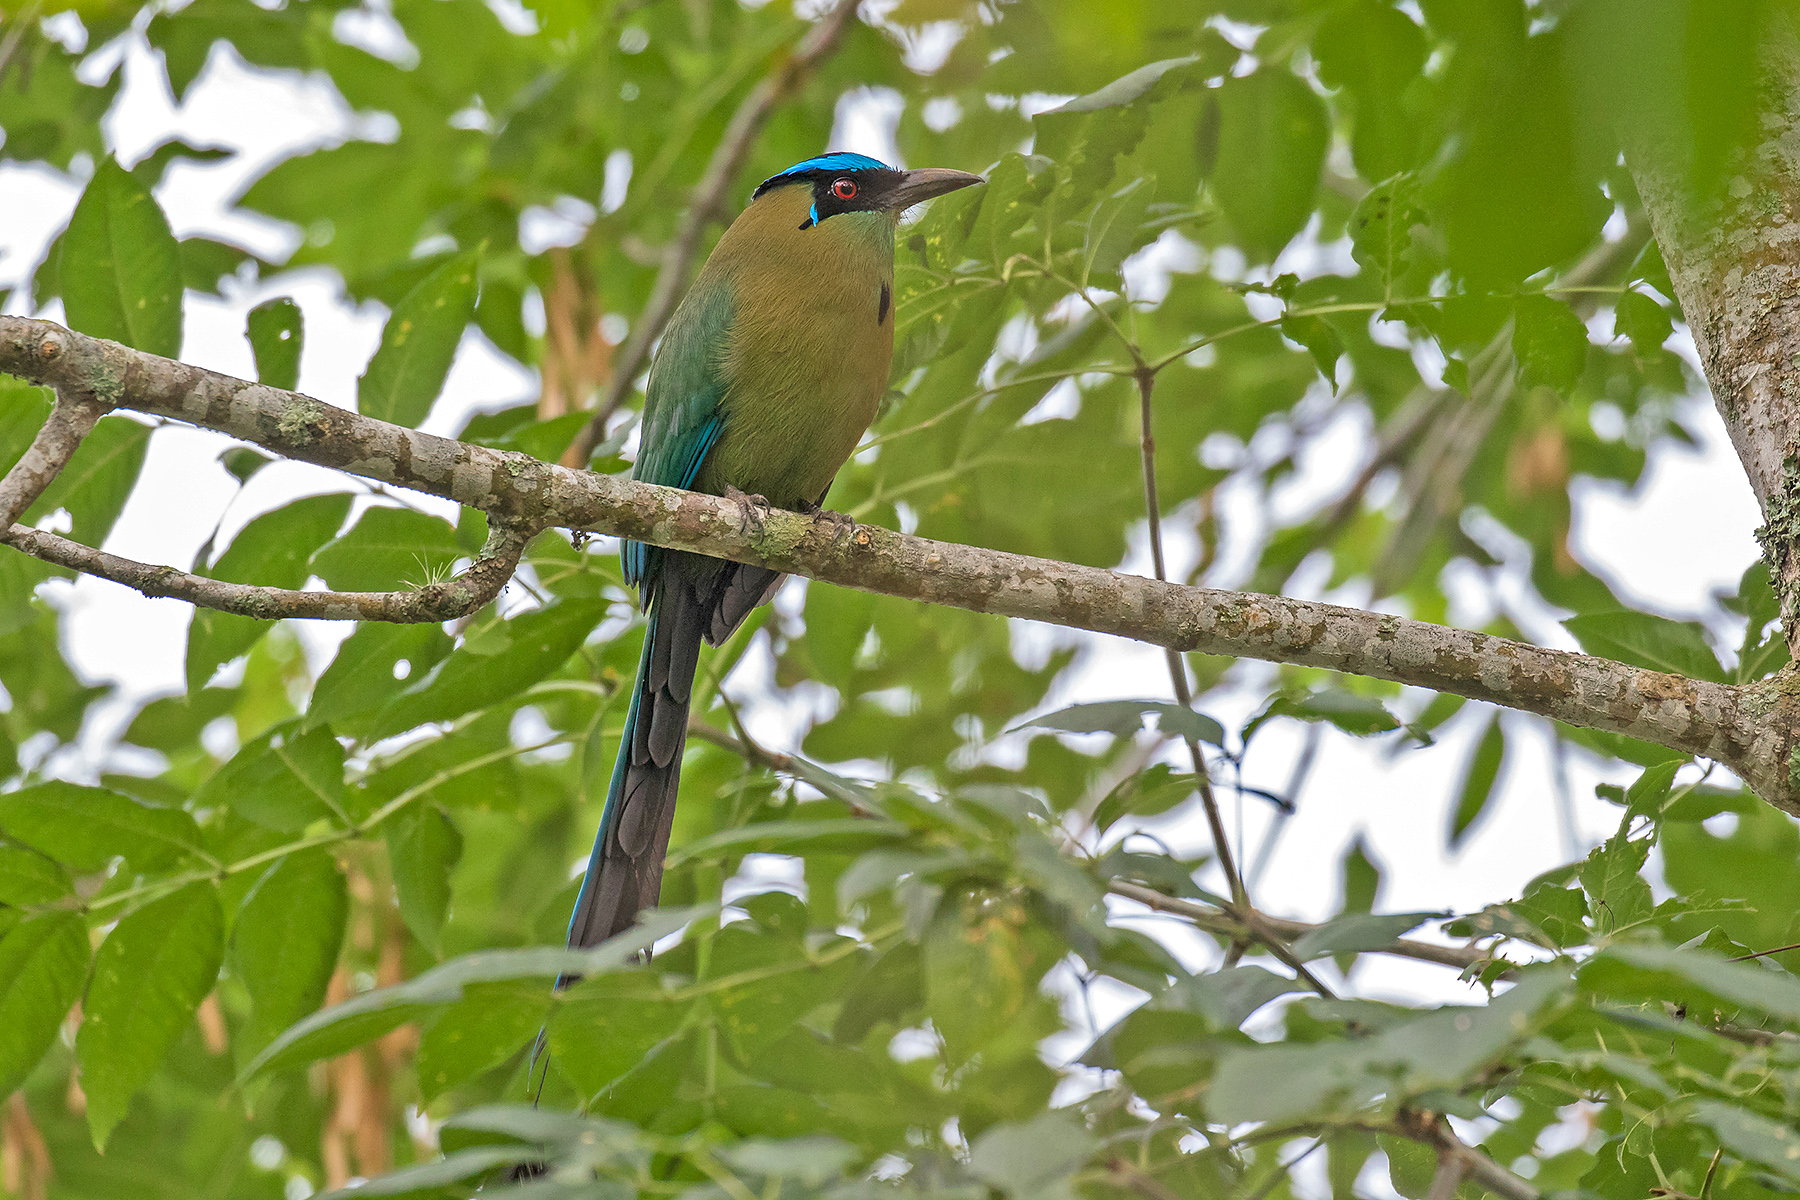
[566, 155, 981, 949]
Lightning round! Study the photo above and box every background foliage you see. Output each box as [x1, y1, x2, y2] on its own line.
[3, 0, 1800, 1197]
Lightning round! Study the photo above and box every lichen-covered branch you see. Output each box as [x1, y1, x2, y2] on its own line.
[1625, 27, 1800, 641]
[1, 314, 1798, 811]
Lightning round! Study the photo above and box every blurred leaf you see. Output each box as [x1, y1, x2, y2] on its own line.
[58, 156, 183, 357]
[1290, 912, 1437, 962]
[1210, 68, 1328, 260]
[0, 839, 72, 905]
[218, 446, 272, 484]
[0, 912, 90, 1096]
[1448, 714, 1505, 848]
[1248, 689, 1402, 741]
[387, 803, 463, 956]
[232, 850, 348, 1054]
[1512, 294, 1588, 393]
[1690, 1101, 1800, 1186]
[78, 882, 224, 1148]
[246, 296, 304, 391]
[358, 250, 479, 428]
[1022, 699, 1223, 745]
[1563, 611, 1729, 682]
[1614, 288, 1672, 355]
[968, 1112, 1095, 1200]
[247, 904, 713, 1079]
[1349, 173, 1425, 286]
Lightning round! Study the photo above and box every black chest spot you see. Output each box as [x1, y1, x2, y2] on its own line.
[877, 282, 891, 326]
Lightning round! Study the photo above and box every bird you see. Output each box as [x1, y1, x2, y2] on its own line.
[565, 153, 983, 950]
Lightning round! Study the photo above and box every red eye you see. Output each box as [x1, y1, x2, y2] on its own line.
[832, 177, 858, 200]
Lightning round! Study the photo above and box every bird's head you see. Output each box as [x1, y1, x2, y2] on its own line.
[754, 152, 983, 230]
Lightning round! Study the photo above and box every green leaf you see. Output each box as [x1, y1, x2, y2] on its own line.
[1448, 713, 1505, 848]
[1289, 912, 1438, 962]
[246, 296, 303, 391]
[1209, 69, 1329, 260]
[28, 416, 153, 545]
[218, 446, 272, 485]
[193, 719, 346, 833]
[1021, 699, 1224, 746]
[0, 780, 201, 871]
[1512, 294, 1589, 393]
[0, 838, 73, 905]
[1148, 965, 1303, 1029]
[415, 981, 549, 1103]
[1578, 835, 1654, 932]
[1081, 175, 1154, 287]
[387, 804, 463, 956]
[186, 492, 352, 690]
[1313, 0, 1427, 180]
[57, 156, 183, 357]
[1563, 611, 1728, 682]
[1614, 288, 1673, 355]
[245, 903, 713, 1079]
[1581, 942, 1800, 1023]
[232, 850, 348, 1055]
[77, 882, 224, 1148]
[663, 818, 909, 872]
[1349, 173, 1425, 287]
[1092, 763, 1198, 832]
[357, 250, 479, 428]
[0, 912, 91, 1096]
[1341, 836, 1382, 915]
[310, 506, 460, 593]
[1248, 689, 1402, 740]
[123, 686, 239, 752]
[1690, 1101, 1800, 1185]
[968, 1112, 1096, 1200]
[368, 598, 605, 738]
[1279, 313, 1343, 391]
[306, 620, 453, 733]
[317, 1147, 534, 1199]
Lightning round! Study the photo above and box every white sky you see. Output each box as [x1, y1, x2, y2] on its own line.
[0, 23, 1778, 1148]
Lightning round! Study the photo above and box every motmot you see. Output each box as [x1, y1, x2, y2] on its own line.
[565, 153, 982, 949]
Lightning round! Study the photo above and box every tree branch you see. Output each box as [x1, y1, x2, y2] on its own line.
[0, 520, 531, 622]
[0, 390, 102, 528]
[566, 0, 863, 465]
[2, 314, 1796, 812]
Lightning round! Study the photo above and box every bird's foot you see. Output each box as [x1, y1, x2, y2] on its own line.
[799, 498, 857, 541]
[723, 485, 772, 540]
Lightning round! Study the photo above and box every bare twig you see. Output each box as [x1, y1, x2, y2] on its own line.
[1727, 939, 1800, 962]
[1108, 880, 1511, 978]
[566, 0, 863, 464]
[0, 392, 104, 528]
[3, 315, 1799, 811]
[1, 518, 531, 623]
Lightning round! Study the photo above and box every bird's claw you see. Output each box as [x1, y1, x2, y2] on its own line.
[799, 499, 857, 541]
[723, 485, 772, 539]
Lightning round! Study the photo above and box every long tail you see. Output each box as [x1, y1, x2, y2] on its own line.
[566, 563, 707, 949]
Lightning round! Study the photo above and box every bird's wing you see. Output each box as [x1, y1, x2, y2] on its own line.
[622, 282, 733, 592]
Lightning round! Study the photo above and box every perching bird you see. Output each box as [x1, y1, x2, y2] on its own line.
[565, 153, 982, 949]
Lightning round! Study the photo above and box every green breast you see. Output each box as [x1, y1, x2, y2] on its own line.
[691, 185, 897, 509]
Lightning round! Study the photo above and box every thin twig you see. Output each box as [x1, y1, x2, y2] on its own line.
[567, 0, 863, 464]
[1728, 939, 1800, 961]
[1108, 879, 1512, 978]
[1420, 1121, 1537, 1200]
